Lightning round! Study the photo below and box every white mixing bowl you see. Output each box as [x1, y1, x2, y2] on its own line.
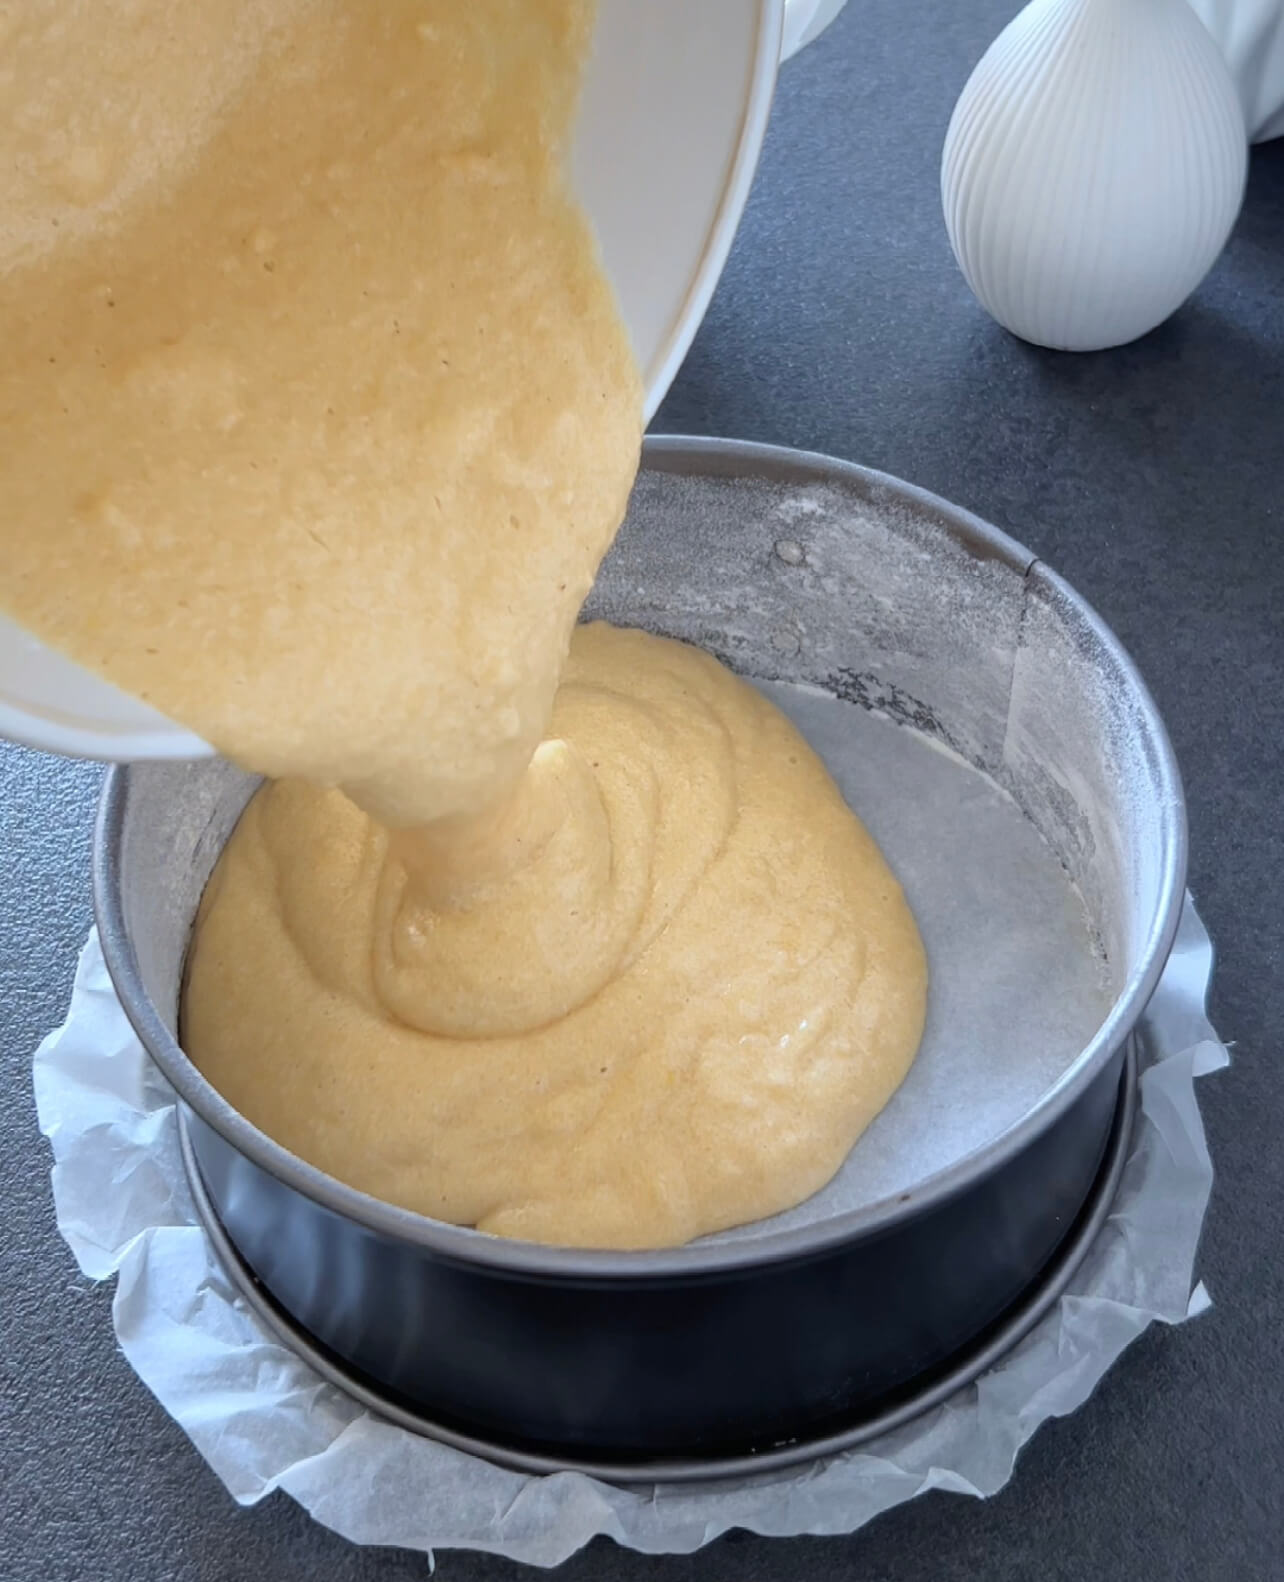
[0, 0, 842, 761]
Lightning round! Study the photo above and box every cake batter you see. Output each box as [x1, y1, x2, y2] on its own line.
[0, 0, 640, 826]
[185, 624, 928, 1249]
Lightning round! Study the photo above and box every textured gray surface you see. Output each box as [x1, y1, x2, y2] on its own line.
[3, 1, 1282, 1576]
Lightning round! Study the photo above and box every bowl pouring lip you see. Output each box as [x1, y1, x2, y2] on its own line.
[92, 435, 1189, 1283]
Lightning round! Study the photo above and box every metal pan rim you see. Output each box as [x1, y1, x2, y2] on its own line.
[93, 435, 1187, 1282]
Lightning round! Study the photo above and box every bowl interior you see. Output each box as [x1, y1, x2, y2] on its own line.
[101, 444, 1184, 1256]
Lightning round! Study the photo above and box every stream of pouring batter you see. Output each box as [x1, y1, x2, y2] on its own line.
[0, 0, 927, 1248]
[0, 0, 640, 827]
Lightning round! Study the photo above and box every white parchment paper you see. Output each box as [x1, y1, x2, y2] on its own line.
[34, 903, 1225, 1567]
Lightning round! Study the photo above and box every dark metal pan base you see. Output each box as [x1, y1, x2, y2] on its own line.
[178, 1043, 1137, 1487]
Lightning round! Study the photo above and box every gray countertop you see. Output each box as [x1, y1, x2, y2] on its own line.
[4, 2, 1282, 1577]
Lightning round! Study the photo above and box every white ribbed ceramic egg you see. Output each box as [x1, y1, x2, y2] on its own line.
[941, 0, 1249, 351]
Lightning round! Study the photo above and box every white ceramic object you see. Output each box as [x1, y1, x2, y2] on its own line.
[781, 0, 848, 59]
[3, 0, 848, 763]
[941, 0, 1249, 354]
[1189, 0, 1284, 141]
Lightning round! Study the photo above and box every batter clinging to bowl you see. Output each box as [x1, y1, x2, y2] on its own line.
[0, 0, 926, 1247]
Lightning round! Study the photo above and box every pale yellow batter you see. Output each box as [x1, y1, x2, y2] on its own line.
[186, 623, 927, 1249]
[0, 0, 640, 826]
[0, 1, 928, 1248]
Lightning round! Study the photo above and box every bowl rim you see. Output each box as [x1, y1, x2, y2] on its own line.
[92, 434, 1189, 1280]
